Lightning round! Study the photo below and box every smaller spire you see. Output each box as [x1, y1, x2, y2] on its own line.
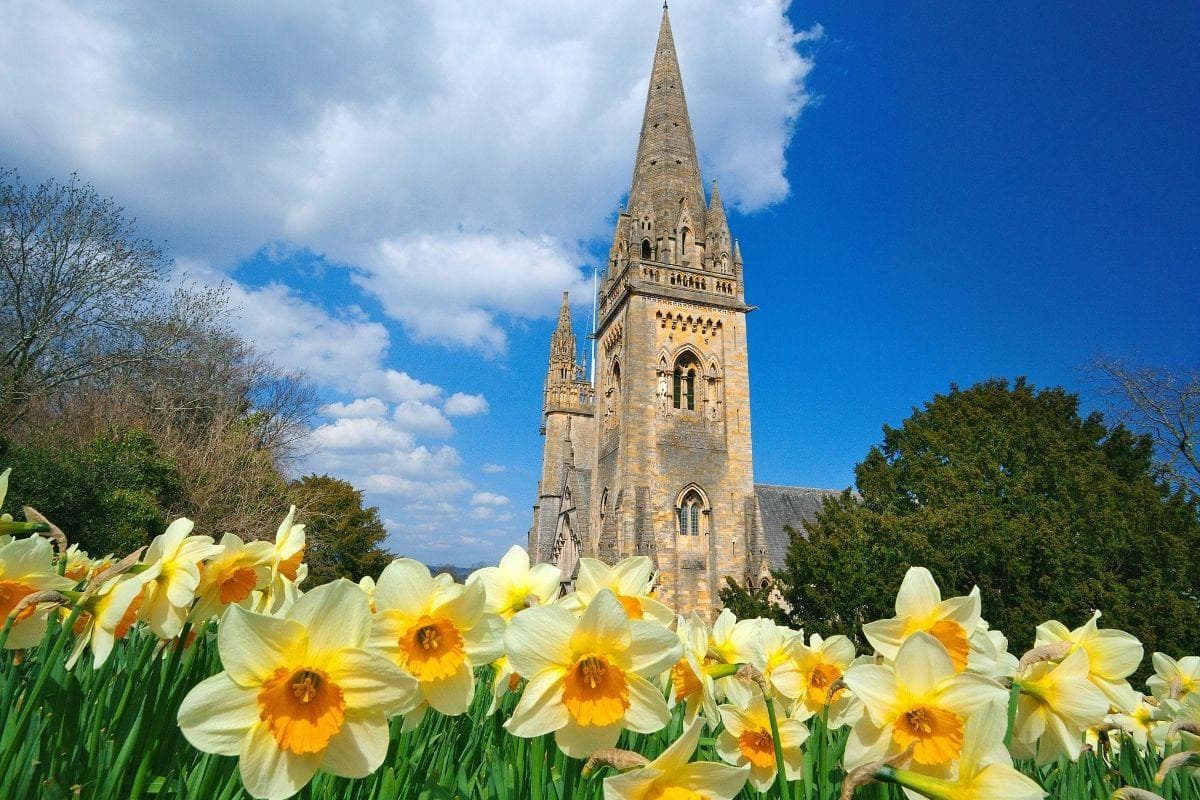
[707, 179, 728, 230]
[556, 291, 571, 328]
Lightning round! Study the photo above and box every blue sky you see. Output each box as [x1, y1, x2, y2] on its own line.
[2, 2, 1196, 564]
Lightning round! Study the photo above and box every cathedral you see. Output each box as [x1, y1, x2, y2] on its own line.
[529, 5, 835, 615]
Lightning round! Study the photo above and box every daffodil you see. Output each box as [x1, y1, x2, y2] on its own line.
[504, 588, 681, 757]
[358, 575, 377, 612]
[368, 558, 504, 728]
[1108, 697, 1169, 752]
[66, 570, 157, 669]
[0, 534, 77, 648]
[757, 622, 805, 704]
[61, 543, 107, 584]
[707, 609, 769, 707]
[190, 533, 274, 622]
[138, 518, 222, 640]
[668, 611, 721, 727]
[487, 654, 522, 715]
[1011, 646, 1109, 763]
[604, 717, 750, 800]
[877, 701, 1045, 800]
[715, 691, 809, 792]
[1035, 611, 1143, 712]
[468, 544, 560, 620]
[842, 631, 1006, 774]
[783, 632, 857, 725]
[260, 506, 307, 613]
[862, 567, 981, 673]
[177, 580, 418, 800]
[560, 557, 674, 624]
[1148, 652, 1200, 701]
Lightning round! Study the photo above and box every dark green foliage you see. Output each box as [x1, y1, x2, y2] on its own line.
[290, 474, 394, 585]
[0, 427, 183, 557]
[766, 378, 1200, 662]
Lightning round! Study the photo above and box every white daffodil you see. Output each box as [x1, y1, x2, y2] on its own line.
[862, 567, 981, 673]
[190, 532, 273, 622]
[177, 580, 418, 800]
[1035, 611, 1143, 712]
[261, 506, 307, 613]
[1108, 697, 1170, 752]
[66, 570, 159, 669]
[604, 716, 750, 800]
[368, 559, 505, 729]
[357, 575, 377, 613]
[504, 588, 681, 758]
[783, 632, 858, 726]
[0, 534, 77, 648]
[560, 557, 674, 625]
[715, 691, 809, 792]
[1148, 652, 1200, 702]
[138, 518, 222, 640]
[1011, 646, 1110, 763]
[708, 608, 769, 707]
[843, 632, 1006, 774]
[467, 544, 560, 620]
[668, 611, 722, 727]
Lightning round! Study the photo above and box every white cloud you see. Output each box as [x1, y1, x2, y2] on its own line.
[480, 463, 506, 474]
[359, 369, 443, 404]
[1, 0, 820, 354]
[392, 401, 454, 438]
[309, 417, 415, 453]
[320, 397, 388, 419]
[444, 392, 489, 417]
[471, 492, 511, 507]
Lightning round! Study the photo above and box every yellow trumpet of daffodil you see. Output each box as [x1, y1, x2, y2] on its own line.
[138, 518, 222, 640]
[560, 556, 675, 625]
[1148, 652, 1200, 701]
[177, 579, 418, 800]
[0, 533, 76, 648]
[842, 631, 1006, 774]
[604, 717, 750, 800]
[504, 588, 681, 758]
[467, 544, 561, 620]
[715, 691, 810, 792]
[877, 701, 1045, 800]
[1035, 611, 1143, 712]
[862, 567, 982, 673]
[781, 632, 857, 726]
[190, 532, 273, 622]
[1011, 646, 1109, 763]
[368, 558, 505, 729]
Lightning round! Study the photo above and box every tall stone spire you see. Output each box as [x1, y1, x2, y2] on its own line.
[628, 5, 706, 242]
[549, 291, 576, 363]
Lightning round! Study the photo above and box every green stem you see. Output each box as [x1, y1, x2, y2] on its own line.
[530, 734, 546, 800]
[561, 755, 578, 800]
[763, 688, 794, 800]
[1003, 680, 1021, 750]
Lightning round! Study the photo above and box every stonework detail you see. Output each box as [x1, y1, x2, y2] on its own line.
[528, 6, 833, 615]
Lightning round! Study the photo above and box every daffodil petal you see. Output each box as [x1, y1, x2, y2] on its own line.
[571, 589, 631, 654]
[506, 670, 569, 737]
[627, 619, 683, 676]
[177, 672, 258, 756]
[894, 566, 942, 618]
[463, 612, 506, 665]
[320, 714, 389, 779]
[239, 723, 322, 800]
[972, 763, 1046, 800]
[374, 559, 434, 617]
[674, 761, 752, 800]
[505, 604, 575, 676]
[326, 648, 419, 718]
[287, 579, 371, 658]
[554, 718, 622, 758]
[218, 604, 306, 687]
[624, 672, 671, 733]
[894, 631, 955, 697]
[423, 661, 475, 716]
[842, 664, 898, 726]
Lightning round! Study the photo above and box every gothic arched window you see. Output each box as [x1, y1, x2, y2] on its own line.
[676, 488, 706, 537]
[672, 351, 700, 410]
[680, 227, 689, 259]
[641, 239, 652, 259]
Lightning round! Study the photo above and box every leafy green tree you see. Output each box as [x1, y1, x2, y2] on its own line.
[727, 378, 1200, 662]
[290, 474, 394, 585]
[0, 428, 183, 557]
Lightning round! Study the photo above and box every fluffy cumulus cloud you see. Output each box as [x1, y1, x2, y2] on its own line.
[0, 0, 820, 561]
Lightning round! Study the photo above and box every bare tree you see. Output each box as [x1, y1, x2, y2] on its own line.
[1093, 356, 1200, 497]
[0, 169, 176, 420]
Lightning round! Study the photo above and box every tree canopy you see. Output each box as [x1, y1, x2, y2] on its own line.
[290, 474, 394, 585]
[725, 378, 1200, 663]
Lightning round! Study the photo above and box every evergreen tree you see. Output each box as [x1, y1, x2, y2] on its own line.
[290, 474, 393, 585]
[726, 378, 1200, 662]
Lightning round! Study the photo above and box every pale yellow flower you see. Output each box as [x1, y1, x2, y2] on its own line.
[486, 654, 521, 716]
[668, 611, 721, 727]
[715, 692, 809, 792]
[0, 534, 76, 648]
[843, 632, 1006, 774]
[1108, 697, 1169, 752]
[783, 632, 857, 725]
[260, 506, 307, 613]
[604, 717, 749, 800]
[138, 518, 222, 639]
[66, 570, 158, 669]
[177, 580, 417, 800]
[1011, 646, 1109, 763]
[467, 544, 560, 620]
[191, 532, 273, 622]
[561, 557, 674, 624]
[862, 567, 981, 673]
[1035, 611, 1143, 713]
[504, 588, 680, 758]
[368, 558, 504, 729]
[707, 608, 769, 707]
[357, 575, 377, 613]
[881, 702, 1045, 800]
[1148, 652, 1200, 701]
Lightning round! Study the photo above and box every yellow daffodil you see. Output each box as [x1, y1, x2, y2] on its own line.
[862, 567, 981, 673]
[190, 533, 273, 622]
[66, 570, 157, 669]
[137, 518, 222, 639]
[260, 506, 307, 613]
[0, 534, 77, 648]
[757, 622, 804, 704]
[783, 632, 857, 725]
[504, 588, 681, 758]
[604, 717, 750, 800]
[368, 558, 504, 728]
[707, 609, 769, 707]
[878, 701, 1045, 800]
[1035, 611, 1143, 712]
[177, 579, 418, 800]
[1148, 652, 1200, 701]
[560, 556, 674, 625]
[467, 544, 561, 620]
[487, 654, 522, 715]
[715, 692, 809, 792]
[843, 631, 1006, 774]
[1011, 646, 1109, 763]
[668, 611, 722, 727]
[1108, 697, 1169, 752]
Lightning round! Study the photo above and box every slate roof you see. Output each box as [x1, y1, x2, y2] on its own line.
[754, 484, 844, 571]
